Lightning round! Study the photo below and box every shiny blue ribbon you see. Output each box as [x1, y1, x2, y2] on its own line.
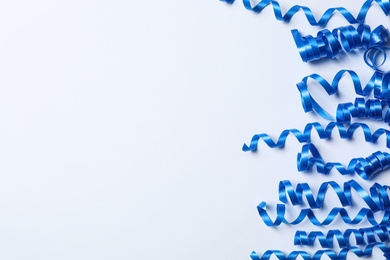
[364, 46, 390, 73]
[292, 24, 389, 62]
[297, 70, 390, 121]
[257, 201, 390, 227]
[243, 122, 390, 152]
[250, 243, 390, 260]
[297, 143, 390, 179]
[279, 179, 390, 211]
[336, 98, 390, 125]
[294, 224, 390, 248]
[220, 0, 390, 27]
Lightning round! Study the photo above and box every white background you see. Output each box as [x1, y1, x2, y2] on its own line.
[0, 0, 389, 259]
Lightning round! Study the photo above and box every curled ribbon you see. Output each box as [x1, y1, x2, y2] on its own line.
[243, 122, 390, 152]
[220, 0, 390, 27]
[279, 179, 390, 211]
[336, 98, 390, 125]
[294, 224, 390, 248]
[297, 143, 390, 179]
[257, 201, 390, 227]
[250, 243, 390, 260]
[297, 70, 390, 121]
[292, 24, 389, 62]
[364, 46, 390, 73]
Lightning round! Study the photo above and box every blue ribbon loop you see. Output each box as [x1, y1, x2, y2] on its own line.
[220, 0, 390, 27]
[292, 24, 389, 62]
[297, 143, 390, 179]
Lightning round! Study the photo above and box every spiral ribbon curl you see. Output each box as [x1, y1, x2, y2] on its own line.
[294, 224, 390, 248]
[220, 0, 390, 27]
[257, 201, 390, 227]
[279, 179, 390, 211]
[297, 143, 390, 179]
[297, 70, 390, 121]
[336, 98, 390, 125]
[243, 122, 390, 152]
[292, 24, 389, 62]
[250, 243, 390, 260]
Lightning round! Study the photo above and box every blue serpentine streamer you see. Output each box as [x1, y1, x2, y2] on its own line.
[257, 201, 390, 226]
[292, 24, 389, 62]
[220, 0, 390, 27]
[336, 98, 390, 125]
[297, 143, 390, 179]
[242, 122, 390, 152]
[279, 179, 390, 211]
[250, 243, 390, 260]
[297, 70, 390, 121]
[294, 223, 390, 248]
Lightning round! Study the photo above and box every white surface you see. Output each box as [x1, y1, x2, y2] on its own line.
[0, 0, 388, 259]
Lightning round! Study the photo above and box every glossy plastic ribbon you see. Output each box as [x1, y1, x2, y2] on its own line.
[250, 243, 390, 260]
[243, 122, 390, 152]
[364, 46, 390, 73]
[279, 179, 390, 211]
[297, 70, 390, 121]
[257, 201, 390, 227]
[297, 143, 390, 179]
[220, 0, 390, 27]
[292, 24, 389, 62]
[336, 98, 390, 125]
[294, 224, 390, 248]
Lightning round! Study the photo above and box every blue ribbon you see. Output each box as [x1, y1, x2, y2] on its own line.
[257, 201, 390, 227]
[292, 24, 389, 62]
[250, 243, 390, 260]
[220, 0, 390, 27]
[294, 224, 390, 248]
[364, 46, 390, 73]
[336, 98, 390, 125]
[279, 179, 390, 211]
[297, 70, 390, 121]
[297, 143, 390, 179]
[243, 122, 390, 152]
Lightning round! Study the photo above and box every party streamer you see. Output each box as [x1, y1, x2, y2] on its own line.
[279, 179, 390, 211]
[250, 243, 390, 260]
[336, 98, 390, 125]
[294, 224, 390, 248]
[242, 122, 390, 152]
[257, 201, 390, 226]
[297, 143, 390, 179]
[292, 24, 389, 62]
[220, 0, 390, 26]
[297, 70, 390, 121]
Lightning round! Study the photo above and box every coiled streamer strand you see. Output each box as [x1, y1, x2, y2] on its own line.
[279, 179, 390, 211]
[297, 143, 390, 179]
[292, 24, 389, 62]
[243, 122, 390, 152]
[294, 224, 390, 248]
[220, 0, 390, 26]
